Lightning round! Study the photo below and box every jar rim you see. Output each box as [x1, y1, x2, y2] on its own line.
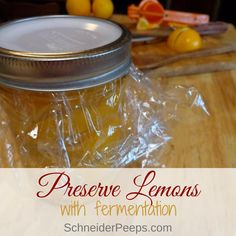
[0, 15, 132, 92]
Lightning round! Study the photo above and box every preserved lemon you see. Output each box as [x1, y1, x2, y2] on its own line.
[167, 27, 202, 53]
[0, 79, 125, 167]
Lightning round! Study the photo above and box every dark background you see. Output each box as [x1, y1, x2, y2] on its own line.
[0, 0, 235, 25]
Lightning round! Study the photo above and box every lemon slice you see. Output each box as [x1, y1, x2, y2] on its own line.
[136, 17, 160, 31]
[136, 17, 150, 30]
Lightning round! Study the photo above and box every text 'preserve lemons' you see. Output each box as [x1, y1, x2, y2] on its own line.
[92, 0, 114, 19]
[167, 27, 202, 53]
[66, 0, 91, 16]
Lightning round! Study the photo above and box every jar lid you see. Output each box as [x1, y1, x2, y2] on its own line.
[0, 15, 131, 91]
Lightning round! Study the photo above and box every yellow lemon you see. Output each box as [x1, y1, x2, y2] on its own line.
[92, 0, 114, 19]
[66, 0, 91, 16]
[167, 27, 202, 53]
[136, 17, 149, 30]
[136, 17, 160, 31]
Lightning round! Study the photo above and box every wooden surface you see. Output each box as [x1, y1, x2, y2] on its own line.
[158, 70, 236, 167]
[112, 14, 236, 77]
[149, 26, 236, 167]
[134, 25, 236, 75]
[112, 15, 236, 167]
[147, 33, 236, 167]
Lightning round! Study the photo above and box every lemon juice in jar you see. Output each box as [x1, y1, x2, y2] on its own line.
[0, 16, 131, 167]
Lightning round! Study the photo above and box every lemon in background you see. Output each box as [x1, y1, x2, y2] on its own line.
[136, 17, 160, 31]
[167, 27, 202, 52]
[92, 0, 114, 19]
[66, 0, 91, 16]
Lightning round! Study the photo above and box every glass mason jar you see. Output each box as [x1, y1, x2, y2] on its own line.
[0, 16, 133, 168]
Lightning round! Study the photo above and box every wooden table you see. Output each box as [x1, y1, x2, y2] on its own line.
[112, 13, 236, 168]
[158, 69, 236, 168]
[145, 25, 236, 168]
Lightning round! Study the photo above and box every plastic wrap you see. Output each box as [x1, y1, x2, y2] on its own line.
[0, 65, 209, 168]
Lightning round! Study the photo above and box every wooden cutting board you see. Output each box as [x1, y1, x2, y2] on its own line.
[112, 15, 236, 77]
[113, 15, 236, 168]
